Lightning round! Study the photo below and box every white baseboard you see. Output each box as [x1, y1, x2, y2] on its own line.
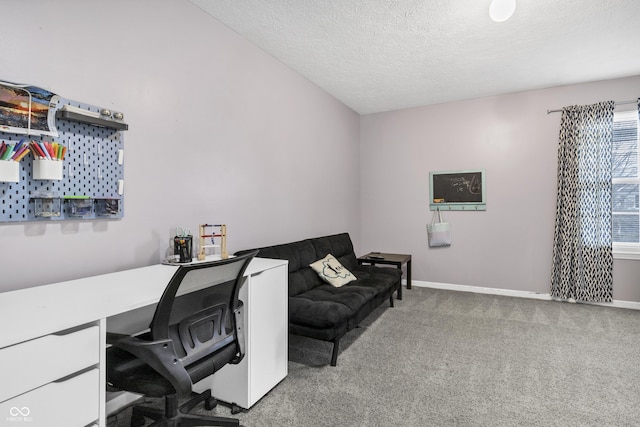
[403, 279, 640, 310]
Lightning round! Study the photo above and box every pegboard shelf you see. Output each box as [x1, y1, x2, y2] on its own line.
[56, 110, 128, 131]
[0, 96, 125, 223]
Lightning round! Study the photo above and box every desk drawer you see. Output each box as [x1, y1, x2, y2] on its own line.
[0, 368, 100, 427]
[0, 325, 99, 402]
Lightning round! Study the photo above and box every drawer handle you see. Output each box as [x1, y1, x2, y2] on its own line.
[52, 323, 98, 337]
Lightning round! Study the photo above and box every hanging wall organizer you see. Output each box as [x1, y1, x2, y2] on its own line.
[0, 80, 127, 223]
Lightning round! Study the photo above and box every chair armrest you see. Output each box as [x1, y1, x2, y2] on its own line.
[106, 332, 130, 344]
[107, 333, 193, 396]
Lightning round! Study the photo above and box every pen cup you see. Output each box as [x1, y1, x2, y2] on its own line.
[174, 235, 193, 263]
[33, 159, 63, 180]
[0, 161, 19, 183]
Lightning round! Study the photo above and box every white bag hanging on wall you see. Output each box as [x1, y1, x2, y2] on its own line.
[427, 209, 451, 247]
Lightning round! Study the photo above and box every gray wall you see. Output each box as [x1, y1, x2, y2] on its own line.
[1, 1, 638, 302]
[0, 0, 361, 292]
[360, 75, 640, 302]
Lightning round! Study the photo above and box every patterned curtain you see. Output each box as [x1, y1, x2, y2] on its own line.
[551, 101, 615, 302]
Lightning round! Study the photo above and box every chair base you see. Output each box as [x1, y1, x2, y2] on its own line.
[130, 390, 239, 427]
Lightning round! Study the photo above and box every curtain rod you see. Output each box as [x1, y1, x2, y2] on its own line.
[546, 100, 637, 114]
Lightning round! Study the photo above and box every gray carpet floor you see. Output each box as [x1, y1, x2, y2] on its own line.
[108, 287, 640, 426]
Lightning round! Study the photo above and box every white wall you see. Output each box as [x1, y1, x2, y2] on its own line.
[360, 75, 640, 302]
[0, 0, 360, 292]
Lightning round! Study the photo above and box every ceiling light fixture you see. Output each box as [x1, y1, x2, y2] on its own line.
[489, 0, 516, 22]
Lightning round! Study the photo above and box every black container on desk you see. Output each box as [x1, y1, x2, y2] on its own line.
[174, 235, 193, 263]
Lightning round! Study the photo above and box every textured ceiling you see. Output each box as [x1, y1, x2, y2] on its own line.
[190, 0, 640, 114]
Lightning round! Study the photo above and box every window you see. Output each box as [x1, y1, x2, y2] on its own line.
[612, 109, 640, 258]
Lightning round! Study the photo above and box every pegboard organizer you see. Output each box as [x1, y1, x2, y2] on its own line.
[0, 98, 126, 223]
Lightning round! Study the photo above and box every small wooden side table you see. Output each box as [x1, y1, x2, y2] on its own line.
[357, 252, 412, 300]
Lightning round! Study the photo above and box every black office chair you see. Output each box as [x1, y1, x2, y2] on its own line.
[106, 251, 258, 427]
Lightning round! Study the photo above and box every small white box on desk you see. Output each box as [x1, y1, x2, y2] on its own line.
[0, 160, 19, 182]
[33, 159, 63, 180]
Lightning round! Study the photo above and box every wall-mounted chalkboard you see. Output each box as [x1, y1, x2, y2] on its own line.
[429, 169, 486, 211]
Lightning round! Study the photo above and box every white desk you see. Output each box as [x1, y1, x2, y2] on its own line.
[0, 257, 288, 427]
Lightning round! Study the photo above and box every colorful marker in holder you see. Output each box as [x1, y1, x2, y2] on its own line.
[0, 139, 31, 162]
[30, 141, 66, 161]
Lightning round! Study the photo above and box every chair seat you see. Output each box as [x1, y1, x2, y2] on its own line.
[107, 341, 238, 397]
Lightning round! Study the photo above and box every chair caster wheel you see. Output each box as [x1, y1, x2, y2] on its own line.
[205, 396, 218, 410]
[231, 404, 242, 415]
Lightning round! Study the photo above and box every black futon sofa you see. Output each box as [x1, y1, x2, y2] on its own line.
[237, 233, 401, 366]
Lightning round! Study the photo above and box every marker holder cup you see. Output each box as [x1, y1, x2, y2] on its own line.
[174, 235, 193, 263]
[0, 161, 19, 183]
[33, 159, 63, 180]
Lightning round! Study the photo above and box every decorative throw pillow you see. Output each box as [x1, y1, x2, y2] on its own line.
[310, 254, 356, 287]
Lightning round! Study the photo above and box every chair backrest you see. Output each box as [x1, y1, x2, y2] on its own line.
[150, 251, 258, 368]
